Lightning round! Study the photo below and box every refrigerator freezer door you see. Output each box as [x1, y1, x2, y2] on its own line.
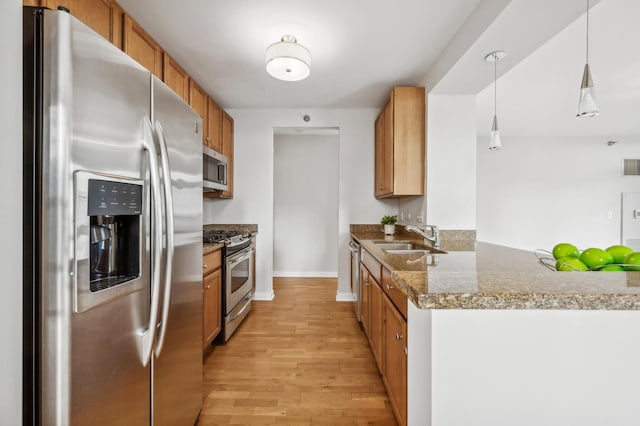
[151, 77, 203, 426]
[39, 10, 152, 424]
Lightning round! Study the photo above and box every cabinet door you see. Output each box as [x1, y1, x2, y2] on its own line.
[219, 111, 234, 198]
[384, 296, 407, 426]
[123, 14, 163, 78]
[24, 0, 42, 6]
[188, 79, 207, 145]
[206, 97, 222, 152]
[203, 268, 222, 349]
[369, 277, 384, 374]
[163, 53, 189, 102]
[43, 0, 123, 47]
[360, 264, 370, 336]
[381, 97, 394, 195]
[374, 113, 384, 197]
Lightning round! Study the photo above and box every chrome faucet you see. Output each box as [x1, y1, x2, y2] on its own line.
[405, 225, 440, 249]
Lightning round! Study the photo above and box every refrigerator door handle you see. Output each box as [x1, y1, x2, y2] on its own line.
[139, 116, 164, 366]
[153, 121, 175, 357]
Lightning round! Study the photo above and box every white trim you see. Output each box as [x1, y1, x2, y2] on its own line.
[273, 271, 338, 278]
[252, 291, 275, 301]
[335, 291, 355, 302]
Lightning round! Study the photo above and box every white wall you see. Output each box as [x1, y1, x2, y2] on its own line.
[398, 94, 477, 231]
[273, 134, 339, 277]
[203, 109, 397, 300]
[476, 0, 640, 251]
[477, 135, 639, 251]
[1, 0, 22, 422]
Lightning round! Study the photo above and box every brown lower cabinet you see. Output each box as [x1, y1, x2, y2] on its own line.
[361, 249, 408, 426]
[383, 293, 408, 426]
[202, 249, 222, 350]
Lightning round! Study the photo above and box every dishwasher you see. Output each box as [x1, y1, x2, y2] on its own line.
[348, 239, 362, 322]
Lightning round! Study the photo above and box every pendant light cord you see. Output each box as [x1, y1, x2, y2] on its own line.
[586, 0, 589, 64]
[494, 54, 497, 117]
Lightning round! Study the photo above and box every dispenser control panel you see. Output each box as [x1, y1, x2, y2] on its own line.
[88, 179, 143, 216]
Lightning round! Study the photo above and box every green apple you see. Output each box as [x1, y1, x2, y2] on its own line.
[600, 265, 625, 272]
[579, 248, 613, 269]
[623, 252, 640, 271]
[606, 245, 634, 264]
[552, 243, 580, 260]
[556, 257, 588, 272]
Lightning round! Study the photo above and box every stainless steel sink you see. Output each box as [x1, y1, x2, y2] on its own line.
[385, 249, 429, 255]
[373, 241, 447, 254]
[374, 243, 423, 250]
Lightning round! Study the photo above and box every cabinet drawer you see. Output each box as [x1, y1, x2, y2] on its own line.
[362, 249, 382, 284]
[382, 268, 407, 319]
[203, 250, 222, 276]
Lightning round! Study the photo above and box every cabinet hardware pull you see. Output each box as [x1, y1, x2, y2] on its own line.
[206, 285, 211, 289]
[386, 284, 392, 290]
[395, 332, 403, 340]
[203, 264, 207, 269]
[404, 347, 408, 355]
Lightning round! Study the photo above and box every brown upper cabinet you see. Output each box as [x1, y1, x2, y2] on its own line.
[123, 14, 163, 78]
[39, 0, 124, 48]
[163, 53, 189, 102]
[188, 79, 207, 144]
[374, 87, 425, 198]
[206, 97, 223, 153]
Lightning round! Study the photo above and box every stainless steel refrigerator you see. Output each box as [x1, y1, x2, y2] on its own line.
[23, 7, 203, 425]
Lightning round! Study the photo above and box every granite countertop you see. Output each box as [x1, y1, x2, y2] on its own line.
[203, 242, 224, 255]
[352, 230, 640, 310]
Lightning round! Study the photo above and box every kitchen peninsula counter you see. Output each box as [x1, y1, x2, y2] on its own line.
[353, 227, 640, 425]
[351, 231, 640, 310]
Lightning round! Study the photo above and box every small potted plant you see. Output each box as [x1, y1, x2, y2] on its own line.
[381, 215, 397, 235]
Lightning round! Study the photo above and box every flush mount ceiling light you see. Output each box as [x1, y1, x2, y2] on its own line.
[266, 35, 311, 82]
[577, 0, 599, 118]
[485, 50, 506, 151]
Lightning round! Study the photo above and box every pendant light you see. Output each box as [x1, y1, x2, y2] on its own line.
[266, 35, 311, 82]
[577, 0, 599, 118]
[485, 50, 506, 150]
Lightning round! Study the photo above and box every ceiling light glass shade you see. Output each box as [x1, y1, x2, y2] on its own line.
[266, 35, 311, 82]
[489, 115, 502, 150]
[576, 63, 599, 118]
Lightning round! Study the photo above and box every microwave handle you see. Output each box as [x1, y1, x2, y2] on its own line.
[218, 163, 227, 185]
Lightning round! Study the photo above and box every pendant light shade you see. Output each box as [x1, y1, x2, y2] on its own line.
[266, 35, 311, 82]
[485, 50, 506, 151]
[489, 115, 502, 150]
[577, 0, 599, 118]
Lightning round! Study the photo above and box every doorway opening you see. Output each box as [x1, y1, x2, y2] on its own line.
[273, 127, 340, 278]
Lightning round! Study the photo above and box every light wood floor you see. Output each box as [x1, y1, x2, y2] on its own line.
[197, 277, 397, 425]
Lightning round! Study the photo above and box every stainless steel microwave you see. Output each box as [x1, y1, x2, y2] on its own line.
[203, 145, 228, 192]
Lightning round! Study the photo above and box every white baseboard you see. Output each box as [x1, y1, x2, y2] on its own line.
[252, 290, 275, 301]
[273, 271, 338, 278]
[336, 291, 355, 302]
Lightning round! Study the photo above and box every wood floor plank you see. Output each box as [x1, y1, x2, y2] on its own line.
[197, 278, 397, 425]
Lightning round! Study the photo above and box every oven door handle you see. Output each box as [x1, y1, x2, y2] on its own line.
[227, 294, 252, 322]
[227, 247, 254, 268]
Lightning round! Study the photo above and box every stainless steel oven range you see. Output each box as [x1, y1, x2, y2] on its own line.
[203, 230, 255, 342]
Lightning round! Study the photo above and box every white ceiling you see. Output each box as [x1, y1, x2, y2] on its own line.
[116, 0, 482, 108]
[116, 0, 618, 112]
[477, 0, 640, 138]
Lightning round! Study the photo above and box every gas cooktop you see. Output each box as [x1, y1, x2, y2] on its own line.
[203, 230, 244, 244]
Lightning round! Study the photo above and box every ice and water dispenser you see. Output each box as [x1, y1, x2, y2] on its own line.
[74, 173, 146, 313]
[87, 179, 142, 291]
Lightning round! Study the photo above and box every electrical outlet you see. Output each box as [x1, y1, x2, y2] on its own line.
[400, 211, 404, 221]
[607, 211, 613, 220]
[407, 212, 412, 220]
[416, 210, 424, 223]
